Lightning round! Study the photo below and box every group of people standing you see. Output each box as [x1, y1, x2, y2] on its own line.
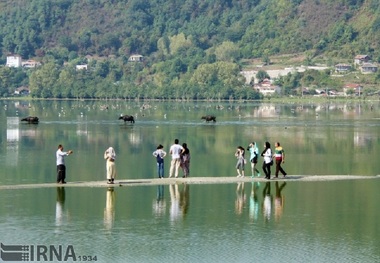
[55, 139, 191, 185]
[103, 138, 191, 184]
[235, 141, 287, 180]
[56, 140, 285, 184]
[104, 138, 191, 184]
[152, 139, 191, 179]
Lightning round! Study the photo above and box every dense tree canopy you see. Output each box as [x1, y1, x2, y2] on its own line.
[0, 0, 379, 99]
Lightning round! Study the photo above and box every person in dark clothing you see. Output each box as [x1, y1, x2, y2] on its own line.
[261, 142, 272, 179]
[181, 143, 191, 178]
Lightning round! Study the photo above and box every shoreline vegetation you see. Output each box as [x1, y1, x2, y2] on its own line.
[1, 95, 380, 103]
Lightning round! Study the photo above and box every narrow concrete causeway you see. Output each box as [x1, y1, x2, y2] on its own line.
[0, 175, 379, 190]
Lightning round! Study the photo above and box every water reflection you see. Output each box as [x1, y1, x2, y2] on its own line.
[6, 117, 20, 167]
[1, 179, 379, 262]
[235, 182, 246, 215]
[104, 187, 115, 230]
[262, 182, 272, 222]
[169, 184, 189, 222]
[169, 184, 180, 222]
[55, 187, 67, 228]
[179, 184, 189, 218]
[249, 182, 260, 222]
[152, 185, 166, 217]
[236, 181, 287, 222]
[275, 182, 286, 222]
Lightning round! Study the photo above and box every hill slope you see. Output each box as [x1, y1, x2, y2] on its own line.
[1, 0, 379, 60]
[1, 0, 380, 99]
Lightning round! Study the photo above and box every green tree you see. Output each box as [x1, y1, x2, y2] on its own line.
[54, 67, 76, 98]
[77, 31, 92, 53]
[29, 62, 60, 98]
[214, 41, 240, 62]
[0, 67, 13, 96]
[169, 33, 192, 55]
[262, 53, 270, 65]
[190, 63, 218, 88]
[256, 70, 270, 83]
[16, 40, 32, 58]
[157, 36, 170, 56]
[170, 58, 187, 75]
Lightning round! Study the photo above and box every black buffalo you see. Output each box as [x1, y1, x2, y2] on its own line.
[21, 116, 39, 124]
[201, 115, 216, 122]
[119, 115, 135, 123]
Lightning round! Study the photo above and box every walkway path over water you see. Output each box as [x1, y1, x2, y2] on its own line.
[1, 175, 379, 190]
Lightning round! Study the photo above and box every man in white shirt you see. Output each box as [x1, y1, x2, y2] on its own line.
[169, 139, 184, 178]
[56, 144, 73, 184]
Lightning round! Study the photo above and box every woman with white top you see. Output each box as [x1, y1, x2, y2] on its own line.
[261, 142, 272, 179]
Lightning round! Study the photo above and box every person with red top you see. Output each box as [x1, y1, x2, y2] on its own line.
[273, 142, 287, 178]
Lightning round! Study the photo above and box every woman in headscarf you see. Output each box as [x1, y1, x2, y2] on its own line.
[104, 147, 116, 184]
[248, 142, 260, 177]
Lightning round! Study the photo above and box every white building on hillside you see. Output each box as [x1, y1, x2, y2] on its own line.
[128, 54, 144, 62]
[22, 60, 41, 68]
[76, 64, 88, 70]
[6, 55, 22, 68]
[255, 79, 280, 95]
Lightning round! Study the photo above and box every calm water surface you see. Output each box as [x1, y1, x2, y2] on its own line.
[0, 100, 379, 262]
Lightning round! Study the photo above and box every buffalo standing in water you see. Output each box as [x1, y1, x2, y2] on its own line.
[119, 115, 135, 123]
[21, 116, 39, 124]
[201, 115, 216, 122]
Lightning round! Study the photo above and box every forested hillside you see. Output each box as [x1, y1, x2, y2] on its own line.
[0, 0, 379, 99]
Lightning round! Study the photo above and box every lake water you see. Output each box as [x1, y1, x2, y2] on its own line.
[0, 100, 379, 262]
